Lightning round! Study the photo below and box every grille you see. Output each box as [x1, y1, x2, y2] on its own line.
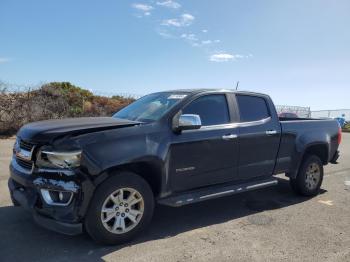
[16, 139, 36, 172]
[19, 140, 35, 151]
[16, 158, 34, 170]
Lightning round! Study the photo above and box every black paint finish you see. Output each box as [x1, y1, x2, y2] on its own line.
[9, 89, 341, 231]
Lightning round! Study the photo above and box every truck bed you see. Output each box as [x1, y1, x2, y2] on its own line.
[274, 117, 340, 176]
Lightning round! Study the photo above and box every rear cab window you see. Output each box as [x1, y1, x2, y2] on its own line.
[236, 95, 270, 122]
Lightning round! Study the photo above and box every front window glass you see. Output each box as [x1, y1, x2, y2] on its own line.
[183, 94, 230, 126]
[113, 92, 187, 122]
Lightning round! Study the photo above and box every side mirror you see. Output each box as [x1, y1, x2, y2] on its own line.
[175, 114, 202, 131]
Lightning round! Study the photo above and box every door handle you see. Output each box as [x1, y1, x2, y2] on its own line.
[266, 130, 277, 135]
[222, 134, 238, 140]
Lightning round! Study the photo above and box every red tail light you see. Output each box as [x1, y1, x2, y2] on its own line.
[338, 127, 342, 144]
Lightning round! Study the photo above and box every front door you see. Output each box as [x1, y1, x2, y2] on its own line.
[169, 94, 239, 192]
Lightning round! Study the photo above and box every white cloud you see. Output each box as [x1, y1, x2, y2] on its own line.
[157, 29, 176, 39]
[181, 33, 197, 41]
[132, 3, 154, 16]
[210, 53, 235, 62]
[202, 29, 208, 33]
[162, 13, 195, 27]
[182, 14, 195, 24]
[0, 57, 10, 63]
[209, 53, 251, 62]
[214, 39, 221, 43]
[180, 34, 221, 48]
[162, 18, 182, 27]
[201, 40, 212, 45]
[132, 3, 153, 11]
[157, 1, 181, 9]
[181, 33, 200, 46]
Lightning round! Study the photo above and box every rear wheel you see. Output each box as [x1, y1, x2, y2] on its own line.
[290, 155, 324, 196]
[85, 172, 154, 245]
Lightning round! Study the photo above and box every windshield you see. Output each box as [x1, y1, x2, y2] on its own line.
[113, 92, 188, 122]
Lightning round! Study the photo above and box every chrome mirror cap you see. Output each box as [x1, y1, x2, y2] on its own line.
[178, 114, 202, 130]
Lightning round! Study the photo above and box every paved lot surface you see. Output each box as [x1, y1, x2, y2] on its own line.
[0, 134, 349, 262]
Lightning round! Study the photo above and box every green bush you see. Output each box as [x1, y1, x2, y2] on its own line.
[343, 122, 350, 132]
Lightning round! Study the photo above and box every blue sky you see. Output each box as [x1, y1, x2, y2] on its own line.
[0, 0, 349, 110]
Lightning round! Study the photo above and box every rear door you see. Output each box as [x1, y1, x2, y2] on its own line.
[169, 93, 240, 192]
[235, 94, 281, 179]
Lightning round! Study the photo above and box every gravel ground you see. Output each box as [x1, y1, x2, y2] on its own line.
[0, 134, 349, 262]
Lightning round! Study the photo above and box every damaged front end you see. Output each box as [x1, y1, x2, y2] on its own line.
[8, 137, 95, 235]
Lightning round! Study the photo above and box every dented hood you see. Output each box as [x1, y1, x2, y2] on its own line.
[17, 117, 141, 142]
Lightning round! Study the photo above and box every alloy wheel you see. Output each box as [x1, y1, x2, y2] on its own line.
[101, 187, 144, 234]
[305, 163, 321, 190]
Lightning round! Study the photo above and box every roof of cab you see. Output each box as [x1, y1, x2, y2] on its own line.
[164, 88, 269, 98]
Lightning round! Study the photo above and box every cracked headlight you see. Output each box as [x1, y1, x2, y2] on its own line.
[36, 150, 82, 169]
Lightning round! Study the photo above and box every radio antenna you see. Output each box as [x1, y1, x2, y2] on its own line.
[235, 81, 240, 90]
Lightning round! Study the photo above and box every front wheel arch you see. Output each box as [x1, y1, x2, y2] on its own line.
[93, 161, 164, 198]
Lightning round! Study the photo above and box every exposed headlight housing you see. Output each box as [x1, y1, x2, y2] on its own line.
[36, 149, 82, 169]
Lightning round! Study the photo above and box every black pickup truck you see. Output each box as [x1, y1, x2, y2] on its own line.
[9, 89, 341, 244]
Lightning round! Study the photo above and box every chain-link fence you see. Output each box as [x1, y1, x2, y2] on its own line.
[275, 105, 311, 118]
[311, 109, 350, 121]
[275, 106, 350, 120]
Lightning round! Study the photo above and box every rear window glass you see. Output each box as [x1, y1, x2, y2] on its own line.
[236, 95, 270, 122]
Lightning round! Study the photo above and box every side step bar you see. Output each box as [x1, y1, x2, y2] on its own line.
[158, 178, 278, 207]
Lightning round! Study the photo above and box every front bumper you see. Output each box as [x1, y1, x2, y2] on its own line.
[8, 158, 94, 235]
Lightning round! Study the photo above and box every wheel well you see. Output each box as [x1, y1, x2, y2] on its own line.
[101, 162, 163, 197]
[304, 144, 328, 164]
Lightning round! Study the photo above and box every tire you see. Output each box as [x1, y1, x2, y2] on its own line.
[85, 172, 154, 245]
[290, 154, 324, 196]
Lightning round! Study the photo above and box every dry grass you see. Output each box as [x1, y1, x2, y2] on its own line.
[0, 82, 134, 137]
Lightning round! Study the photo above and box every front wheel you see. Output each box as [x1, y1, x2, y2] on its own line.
[290, 154, 324, 196]
[85, 172, 154, 245]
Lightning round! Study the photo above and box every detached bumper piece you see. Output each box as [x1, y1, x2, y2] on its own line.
[33, 177, 78, 206]
[8, 174, 83, 236]
[9, 179, 37, 209]
[33, 212, 82, 236]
